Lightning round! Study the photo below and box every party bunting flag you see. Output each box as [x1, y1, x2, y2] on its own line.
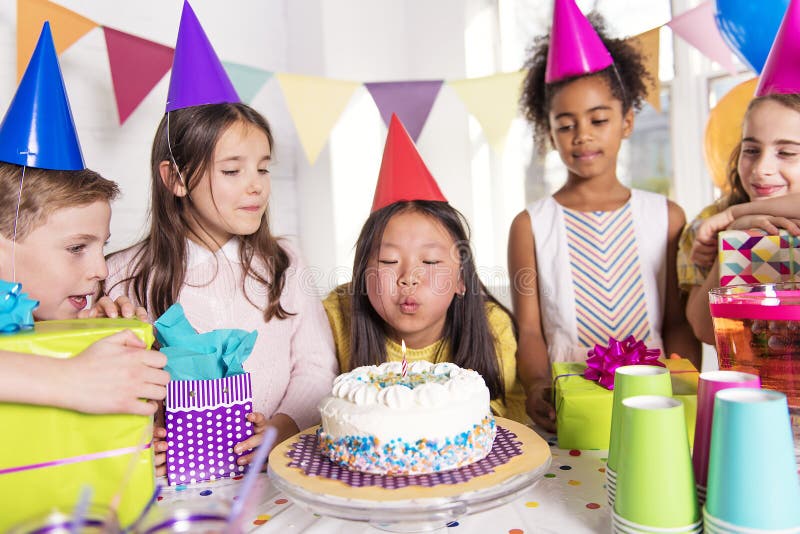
[448, 70, 526, 153]
[17, 0, 98, 80]
[667, 0, 737, 74]
[627, 28, 662, 112]
[222, 61, 273, 104]
[275, 73, 360, 165]
[364, 80, 443, 143]
[103, 27, 174, 124]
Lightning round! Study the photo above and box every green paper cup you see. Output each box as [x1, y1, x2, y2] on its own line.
[705, 388, 800, 530]
[612, 510, 702, 533]
[614, 395, 698, 528]
[606, 365, 673, 506]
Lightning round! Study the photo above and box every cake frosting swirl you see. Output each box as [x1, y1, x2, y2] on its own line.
[317, 360, 496, 474]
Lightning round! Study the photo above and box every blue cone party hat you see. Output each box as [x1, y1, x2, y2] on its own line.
[166, 1, 239, 112]
[0, 22, 84, 170]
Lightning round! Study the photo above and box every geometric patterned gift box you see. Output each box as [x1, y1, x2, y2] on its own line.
[718, 229, 800, 286]
[165, 373, 254, 486]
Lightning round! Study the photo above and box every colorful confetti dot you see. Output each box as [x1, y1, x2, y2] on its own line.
[233, 475, 244, 480]
[569, 449, 581, 456]
[586, 502, 601, 510]
[568, 480, 581, 486]
[199, 489, 213, 496]
[175, 484, 186, 492]
[274, 498, 288, 505]
[446, 521, 459, 527]
[559, 465, 572, 471]
[156, 496, 163, 501]
[509, 529, 524, 534]
[544, 473, 556, 478]
[600, 457, 607, 462]
[253, 514, 271, 526]
[525, 501, 539, 508]
[598, 467, 606, 473]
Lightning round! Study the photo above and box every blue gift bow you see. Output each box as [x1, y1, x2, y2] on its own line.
[0, 279, 38, 334]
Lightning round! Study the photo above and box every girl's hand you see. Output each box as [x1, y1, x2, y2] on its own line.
[690, 238, 717, 268]
[153, 426, 168, 477]
[695, 209, 735, 248]
[79, 295, 148, 321]
[526, 383, 556, 433]
[727, 214, 800, 236]
[234, 412, 298, 467]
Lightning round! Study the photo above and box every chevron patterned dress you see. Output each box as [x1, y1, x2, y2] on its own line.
[563, 204, 652, 348]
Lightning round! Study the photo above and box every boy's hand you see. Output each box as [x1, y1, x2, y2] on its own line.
[79, 295, 148, 321]
[526, 383, 556, 433]
[56, 330, 169, 416]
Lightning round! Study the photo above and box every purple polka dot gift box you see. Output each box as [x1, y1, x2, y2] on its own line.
[165, 373, 254, 485]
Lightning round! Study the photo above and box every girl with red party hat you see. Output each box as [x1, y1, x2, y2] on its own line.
[681, 0, 800, 344]
[508, 0, 699, 431]
[323, 114, 528, 424]
[104, 2, 337, 471]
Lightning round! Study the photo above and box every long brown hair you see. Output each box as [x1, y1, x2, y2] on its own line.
[106, 103, 292, 321]
[722, 93, 800, 209]
[349, 200, 511, 400]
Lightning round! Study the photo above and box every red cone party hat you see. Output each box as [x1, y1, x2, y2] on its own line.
[545, 0, 613, 83]
[371, 114, 447, 213]
[756, 0, 800, 96]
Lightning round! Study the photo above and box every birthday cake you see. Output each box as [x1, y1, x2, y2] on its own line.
[317, 360, 496, 475]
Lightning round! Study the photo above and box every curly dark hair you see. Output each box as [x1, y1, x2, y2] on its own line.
[520, 14, 653, 154]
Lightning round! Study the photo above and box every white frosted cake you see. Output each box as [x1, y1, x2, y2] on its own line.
[317, 360, 496, 475]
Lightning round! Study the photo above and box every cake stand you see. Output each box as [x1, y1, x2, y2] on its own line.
[267, 418, 551, 533]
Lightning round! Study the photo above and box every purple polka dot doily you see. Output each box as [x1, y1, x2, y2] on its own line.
[285, 426, 522, 489]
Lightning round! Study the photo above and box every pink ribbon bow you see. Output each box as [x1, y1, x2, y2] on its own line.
[584, 336, 663, 390]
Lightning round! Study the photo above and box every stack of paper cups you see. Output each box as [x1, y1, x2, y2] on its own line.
[607, 365, 673, 507]
[692, 370, 760, 506]
[613, 396, 700, 534]
[704, 388, 800, 532]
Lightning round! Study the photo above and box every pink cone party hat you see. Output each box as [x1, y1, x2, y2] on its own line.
[0, 22, 84, 170]
[545, 0, 614, 83]
[756, 0, 800, 96]
[371, 114, 447, 213]
[166, 1, 239, 112]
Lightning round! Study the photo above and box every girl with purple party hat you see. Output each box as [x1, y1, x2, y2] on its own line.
[681, 0, 800, 344]
[508, 0, 699, 431]
[104, 1, 338, 472]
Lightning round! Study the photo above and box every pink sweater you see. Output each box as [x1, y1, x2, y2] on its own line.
[105, 238, 338, 430]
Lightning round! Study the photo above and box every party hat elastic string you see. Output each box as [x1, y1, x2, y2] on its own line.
[11, 164, 28, 283]
[165, 112, 187, 189]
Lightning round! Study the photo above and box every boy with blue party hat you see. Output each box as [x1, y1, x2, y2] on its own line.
[0, 22, 169, 415]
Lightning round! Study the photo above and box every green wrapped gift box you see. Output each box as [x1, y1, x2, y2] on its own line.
[0, 319, 156, 531]
[553, 358, 698, 450]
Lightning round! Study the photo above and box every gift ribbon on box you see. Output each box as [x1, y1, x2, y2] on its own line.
[584, 336, 663, 390]
[0, 442, 152, 475]
[0, 279, 38, 333]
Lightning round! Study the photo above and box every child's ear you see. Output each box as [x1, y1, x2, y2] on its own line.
[159, 160, 186, 197]
[621, 108, 635, 139]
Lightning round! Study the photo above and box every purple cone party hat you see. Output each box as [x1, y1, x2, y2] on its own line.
[756, 0, 800, 96]
[545, 0, 614, 83]
[0, 22, 84, 170]
[166, 1, 239, 112]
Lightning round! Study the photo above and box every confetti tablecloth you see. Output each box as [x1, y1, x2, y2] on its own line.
[156, 433, 611, 533]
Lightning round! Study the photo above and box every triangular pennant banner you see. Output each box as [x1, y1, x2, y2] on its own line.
[667, 1, 737, 74]
[627, 28, 662, 112]
[275, 73, 360, 165]
[364, 80, 443, 142]
[17, 0, 98, 80]
[222, 61, 273, 104]
[103, 27, 174, 125]
[448, 70, 526, 153]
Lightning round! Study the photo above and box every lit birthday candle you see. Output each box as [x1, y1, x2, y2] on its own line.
[401, 339, 408, 377]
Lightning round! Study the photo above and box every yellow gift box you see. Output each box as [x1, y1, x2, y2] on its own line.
[553, 358, 698, 450]
[0, 319, 156, 531]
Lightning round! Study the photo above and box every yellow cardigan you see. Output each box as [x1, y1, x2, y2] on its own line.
[322, 284, 529, 425]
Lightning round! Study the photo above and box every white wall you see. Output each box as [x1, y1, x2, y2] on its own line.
[0, 0, 523, 299]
